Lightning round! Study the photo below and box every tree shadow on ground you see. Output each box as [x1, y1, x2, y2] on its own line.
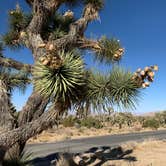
[28, 146, 137, 166]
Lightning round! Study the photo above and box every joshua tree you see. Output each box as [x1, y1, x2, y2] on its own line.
[0, 0, 158, 160]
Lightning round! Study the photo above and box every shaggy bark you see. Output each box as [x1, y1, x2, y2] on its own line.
[27, 0, 60, 34]
[32, 97, 49, 120]
[17, 91, 47, 126]
[0, 80, 15, 131]
[0, 105, 63, 152]
[5, 91, 49, 159]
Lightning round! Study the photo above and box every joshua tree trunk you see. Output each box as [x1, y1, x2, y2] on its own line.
[4, 91, 49, 159]
[0, 102, 66, 159]
[0, 80, 15, 131]
[85, 101, 91, 117]
[17, 91, 48, 126]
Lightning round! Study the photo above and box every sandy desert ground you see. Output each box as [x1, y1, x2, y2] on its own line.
[104, 139, 166, 166]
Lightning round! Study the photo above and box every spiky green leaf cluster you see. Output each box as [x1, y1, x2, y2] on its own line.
[42, 12, 75, 40]
[33, 51, 85, 107]
[86, 71, 111, 111]
[2, 6, 32, 49]
[2, 31, 21, 50]
[84, 0, 104, 10]
[84, 67, 140, 111]
[0, 67, 30, 94]
[53, 13, 75, 32]
[49, 28, 67, 40]
[96, 36, 122, 63]
[9, 11, 31, 31]
[108, 67, 140, 109]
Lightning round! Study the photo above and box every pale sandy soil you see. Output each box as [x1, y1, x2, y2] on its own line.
[54, 139, 166, 166]
[27, 125, 164, 144]
[103, 139, 166, 166]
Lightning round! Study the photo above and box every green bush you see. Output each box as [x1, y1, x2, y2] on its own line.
[143, 118, 160, 130]
[136, 116, 146, 125]
[62, 115, 76, 127]
[80, 117, 103, 129]
[155, 111, 166, 127]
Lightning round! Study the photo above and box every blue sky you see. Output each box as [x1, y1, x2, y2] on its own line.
[0, 0, 166, 114]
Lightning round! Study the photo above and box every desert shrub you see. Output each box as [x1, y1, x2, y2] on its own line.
[155, 111, 166, 127]
[136, 116, 146, 125]
[143, 118, 160, 130]
[80, 117, 103, 129]
[105, 112, 136, 129]
[62, 115, 76, 127]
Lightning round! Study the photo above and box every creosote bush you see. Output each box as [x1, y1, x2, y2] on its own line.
[80, 117, 103, 129]
[155, 111, 166, 127]
[62, 116, 103, 129]
[62, 115, 76, 127]
[143, 118, 160, 130]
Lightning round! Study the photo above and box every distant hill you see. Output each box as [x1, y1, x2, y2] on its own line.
[140, 110, 166, 117]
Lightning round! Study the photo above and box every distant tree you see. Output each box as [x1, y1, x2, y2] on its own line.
[0, 0, 158, 160]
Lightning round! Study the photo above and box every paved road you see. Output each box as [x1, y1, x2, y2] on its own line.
[27, 130, 166, 162]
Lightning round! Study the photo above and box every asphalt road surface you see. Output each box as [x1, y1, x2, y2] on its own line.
[27, 130, 166, 165]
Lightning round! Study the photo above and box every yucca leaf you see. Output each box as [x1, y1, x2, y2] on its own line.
[95, 36, 123, 63]
[33, 51, 85, 108]
[108, 66, 140, 109]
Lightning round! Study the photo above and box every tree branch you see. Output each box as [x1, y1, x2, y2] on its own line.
[0, 57, 32, 73]
[0, 80, 16, 131]
[32, 98, 49, 120]
[77, 38, 101, 51]
[17, 91, 47, 126]
[49, 3, 100, 50]
[25, 2, 101, 59]
[25, 1, 62, 59]
[0, 107, 61, 151]
[27, 0, 61, 34]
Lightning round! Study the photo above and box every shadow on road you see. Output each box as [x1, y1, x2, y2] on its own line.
[29, 145, 137, 166]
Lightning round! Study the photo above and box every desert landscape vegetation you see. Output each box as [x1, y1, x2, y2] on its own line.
[0, 0, 165, 166]
[28, 111, 166, 143]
